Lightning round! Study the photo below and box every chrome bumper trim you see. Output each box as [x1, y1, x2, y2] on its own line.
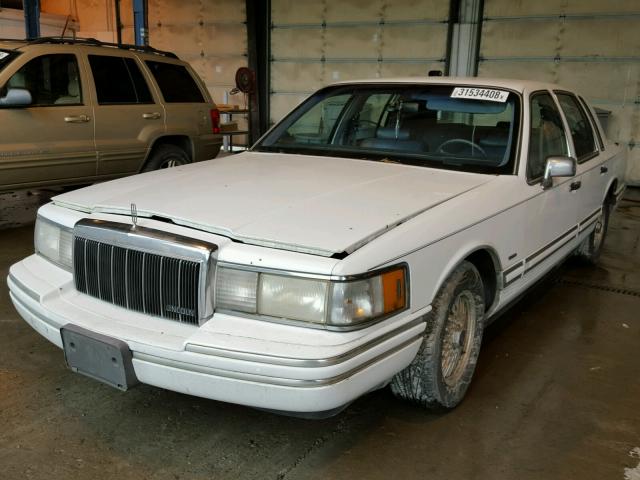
[134, 334, 423, 388]
[186, 316, 425, 368]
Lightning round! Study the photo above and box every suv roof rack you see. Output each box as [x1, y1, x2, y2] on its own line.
[20, 37, 178, 59]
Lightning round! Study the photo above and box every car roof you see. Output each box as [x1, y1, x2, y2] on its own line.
[0, 39, 29, 50]
[0, 37, 179, 61]
[329, 76, 567, 95]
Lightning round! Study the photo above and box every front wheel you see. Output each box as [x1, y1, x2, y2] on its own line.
[391, 261, 485, 410]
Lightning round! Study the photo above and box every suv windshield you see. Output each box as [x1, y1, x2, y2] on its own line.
[255, 84, 521, 174]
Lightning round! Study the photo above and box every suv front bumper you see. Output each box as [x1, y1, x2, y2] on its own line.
[8, 254, 425, 415]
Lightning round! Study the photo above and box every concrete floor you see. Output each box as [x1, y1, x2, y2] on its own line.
[1, 188, 639, 480]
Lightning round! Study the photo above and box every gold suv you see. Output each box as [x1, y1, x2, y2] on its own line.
[0, 37, 222, 192]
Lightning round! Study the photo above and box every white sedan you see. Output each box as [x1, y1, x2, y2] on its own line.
[8, 78, 627, 417]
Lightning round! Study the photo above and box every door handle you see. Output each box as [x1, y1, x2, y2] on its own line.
[142, 112, 161, 120]
[64, 114, 90, 123]
[600, 165, 608, 174]
[570, 181, 582, 191]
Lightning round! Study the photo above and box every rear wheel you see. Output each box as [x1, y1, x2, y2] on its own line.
[391, 261, 485, 410]
[576, 201, 611, 264]
[142, 144, 190, 172]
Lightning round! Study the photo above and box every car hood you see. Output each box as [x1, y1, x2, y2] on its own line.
[53, 152, 495, 257]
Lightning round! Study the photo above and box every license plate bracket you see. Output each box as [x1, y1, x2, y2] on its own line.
[60, 324, 138, 391]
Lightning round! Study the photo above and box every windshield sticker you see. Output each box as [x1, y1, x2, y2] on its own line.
[0, 52, 9, 60]
[451, 87, 509, 103]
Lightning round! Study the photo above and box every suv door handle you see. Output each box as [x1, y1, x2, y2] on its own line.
[142, 112, 161, 120]
[64, 114, 90, 123]
[570, 181, 582, 191]
[600, 165, 608, 174]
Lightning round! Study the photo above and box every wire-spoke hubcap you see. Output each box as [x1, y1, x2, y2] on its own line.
[593, 212, 605, 250]
[441, 291, 477, 387]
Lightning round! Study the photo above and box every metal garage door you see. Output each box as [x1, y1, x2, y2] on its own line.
[148, 0, 247, 105]
[478, 0, 640, 184]
[270, 0, 451, 124]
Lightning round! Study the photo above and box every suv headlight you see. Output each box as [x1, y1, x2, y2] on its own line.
[215, 265, 408, 328]
[34, 216, 73, 271]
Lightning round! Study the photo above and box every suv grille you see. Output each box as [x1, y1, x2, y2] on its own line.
[71, 219, 217, 326]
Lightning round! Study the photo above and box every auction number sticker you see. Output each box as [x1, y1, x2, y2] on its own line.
[451, 87, 509, 103]
[0, 52, 8, 60]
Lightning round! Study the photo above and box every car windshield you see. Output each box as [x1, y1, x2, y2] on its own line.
[0, 50, 17, 73]
[255, 84, 521, 174]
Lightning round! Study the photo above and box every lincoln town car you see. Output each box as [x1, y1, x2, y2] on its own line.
[8, 78, 627, 417]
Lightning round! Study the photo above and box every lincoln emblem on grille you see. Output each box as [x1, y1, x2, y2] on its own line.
[130, 203, 138, 228]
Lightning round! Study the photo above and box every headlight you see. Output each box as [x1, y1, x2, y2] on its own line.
[34, 216, 73, 271]
[215, 265, 407, 328]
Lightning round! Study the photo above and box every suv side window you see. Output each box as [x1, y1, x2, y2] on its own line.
[89, 55, 153, 105]
[145, 61, 205, 103]
[528, 92, 569, 182]
[4, 54, 81, 106]
[555, 92, 597, 162]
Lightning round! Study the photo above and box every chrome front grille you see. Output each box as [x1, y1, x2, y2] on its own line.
[72, 219, 217, 325]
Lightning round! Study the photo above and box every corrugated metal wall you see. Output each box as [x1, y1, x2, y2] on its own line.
[40, 0, 134, 43]
[148, 0, 247, 106]
[270, 0, 451, 124]
[478, 0, 640, 184]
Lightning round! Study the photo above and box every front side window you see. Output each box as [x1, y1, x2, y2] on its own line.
[555, 92, 596, 161]
[255, 84, 521, 174]
[89, 55, 153, 105]
[527, 93, 569, 181]
[145, 61, 204, 103]
[1, 54, 81, 106]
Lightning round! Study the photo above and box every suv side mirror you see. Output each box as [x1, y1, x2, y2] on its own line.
[542, 156, 576, 189]
[0, 87, 33, 107]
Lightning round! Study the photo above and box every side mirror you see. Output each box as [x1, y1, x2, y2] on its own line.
[541, 155, 576, 189]
[0, 87, 33, 107]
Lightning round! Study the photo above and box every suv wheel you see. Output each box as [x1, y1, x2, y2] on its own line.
[143, 144, 190, 172]
[390, 261, 485, 410]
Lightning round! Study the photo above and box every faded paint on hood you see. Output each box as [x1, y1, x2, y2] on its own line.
[53, 152, 495, 256]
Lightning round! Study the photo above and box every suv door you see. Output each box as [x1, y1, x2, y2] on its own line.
[0, 53, 96, 190]
[554, 91, 605, 231]
[521, 91, 579, 280]
[87, 53, 165, 176]
[144, 60, 211, 149]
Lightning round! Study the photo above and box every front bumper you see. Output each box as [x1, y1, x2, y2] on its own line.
[8, 254, 425, 415]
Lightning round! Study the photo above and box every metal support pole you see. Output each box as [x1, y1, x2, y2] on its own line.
[133, 0, 148, 46]
[22, 0, 40, 40]
[246, 0, 271, 141]
[115, 0, 123, 45]
[448, 0, 484, 77]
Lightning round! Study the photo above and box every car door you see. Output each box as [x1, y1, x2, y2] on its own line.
[0, 52, 96, 190]
[554, 91, 605, 232]
[86, 53, 165, 177]
[521, 91, 579, 279]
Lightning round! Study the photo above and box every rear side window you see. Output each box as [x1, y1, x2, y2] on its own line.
[89, 55, 153, 105]
[145, 61, 204, 103]
[555, 92, 597, 162]
[2, 54, 82, 106]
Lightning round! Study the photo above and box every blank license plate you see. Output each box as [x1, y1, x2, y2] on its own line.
[60, 324, 138, 391]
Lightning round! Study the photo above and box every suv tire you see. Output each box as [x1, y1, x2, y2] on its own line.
[391, 261, 485, 410]
[143, 144, 190, 172]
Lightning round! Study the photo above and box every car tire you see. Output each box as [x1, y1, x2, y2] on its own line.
[576, 201, 611, 265]
[142, 144, 190, 172]
[390, 261, 485, 410]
